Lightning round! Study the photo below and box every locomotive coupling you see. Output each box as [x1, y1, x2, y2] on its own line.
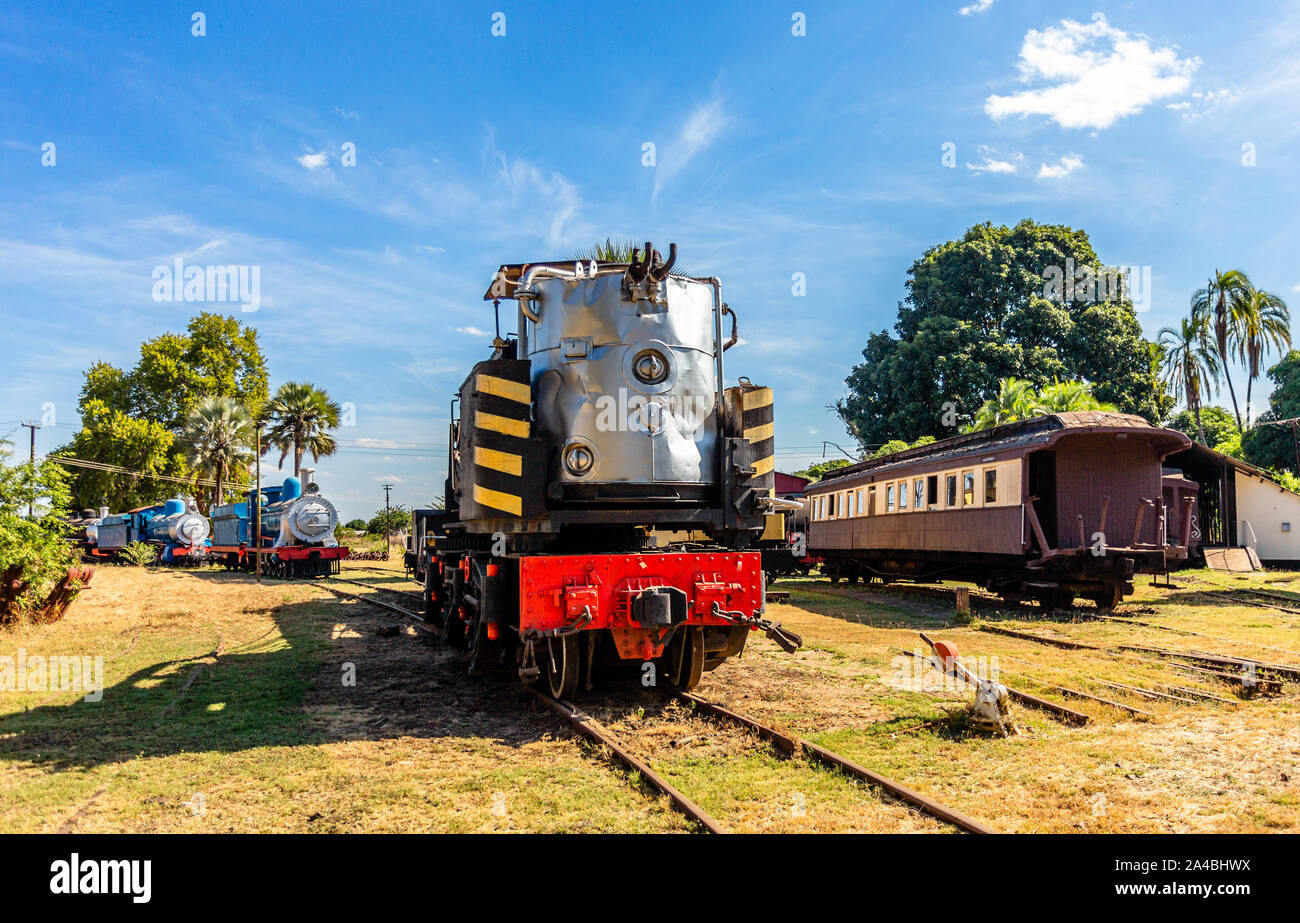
[710, 602, 803, 654]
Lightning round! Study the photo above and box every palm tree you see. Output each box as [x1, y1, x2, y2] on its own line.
[261, 382, 341, 478]
[180, 396, 255, 509]
[1231, 282, 1292, 426]
[1035, 379, 1119, 414]
[1191, 269, 1250, 430]
[1158, 315, 1221, 445]
[967, 377, 1037, 431]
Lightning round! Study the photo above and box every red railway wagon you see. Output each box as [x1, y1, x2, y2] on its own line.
[805, 412, 1196, 608]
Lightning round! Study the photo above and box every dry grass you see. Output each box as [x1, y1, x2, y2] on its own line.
[1, 562, 1296, 833]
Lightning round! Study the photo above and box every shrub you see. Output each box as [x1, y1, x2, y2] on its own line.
[120, 541, 158, 566]
[0, 443, 78, 625]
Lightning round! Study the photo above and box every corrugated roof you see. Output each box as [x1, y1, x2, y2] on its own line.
[818, 412, 1187, 486]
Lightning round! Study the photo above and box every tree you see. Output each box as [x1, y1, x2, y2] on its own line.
[0, 442, 77, 624]
[1036, 379, 1118, 414]
[1190, 269, 1250, 430]
[837, 220, 1171, 449]
[343, 519, 367, 531]
[965, 378, 1115, 433]
[1230, 281, 1291, 426]
[367, 504, 410, 535]
[180, 396, 256, 510]
[52, 400, 189, 510]
[1168, 406, 1236, 451]
[1159, 314, 1221, 444]
[793, 458, 853, 482]
[55, 313, 267, 509]
[871, 435, 936, 459]
[261, 382, 341, 477]
[1242, 351, 1300, 473]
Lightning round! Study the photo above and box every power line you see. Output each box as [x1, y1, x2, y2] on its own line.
[48, 456, 221, 488]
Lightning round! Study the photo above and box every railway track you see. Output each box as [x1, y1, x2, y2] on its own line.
[313, 576, 995, 834]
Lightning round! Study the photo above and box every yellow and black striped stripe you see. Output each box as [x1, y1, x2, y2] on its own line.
[740, 386, 775, 482]
[459, 360, 540, 519]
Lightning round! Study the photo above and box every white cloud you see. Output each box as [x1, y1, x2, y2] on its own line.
[966, 148, 1023, 174]
[372, 475, 403, 484]
[986, 13, 1199, 130]
[959, 0, 995, 15]
[454, 326, 492, 337]
[296, 151, 329, 169]
[653, 98, 730, 200]
[1167, 88, 1234, 120]
[1037, 153, 1084, 179]
[334, 107, 359, 121]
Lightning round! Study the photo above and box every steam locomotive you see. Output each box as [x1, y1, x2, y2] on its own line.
[415, 243, 800, 697]
[210, 476, 348, 577]
[92, 497, 211, 563]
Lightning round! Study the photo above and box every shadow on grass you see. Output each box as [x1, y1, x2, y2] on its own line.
[0, 584, 553, 774]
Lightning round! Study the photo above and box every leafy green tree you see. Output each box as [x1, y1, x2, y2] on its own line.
[343, 519, 367, 531]
[1159, 314, 1221, 444]
[367, 504, 410, 535]
[180, 396, 256, 511]
[871, 435, 936, 459]
[55, 313, 267, 509]
[837, 220, 1172, 450]
[793, 458, 853, 482]
[0, 442, 78, 623]
[262, 382, 341, 477]
[1242, 351, 1300, 472]
[53, 400, 189, 510]
[1168, 406, 1236, 450]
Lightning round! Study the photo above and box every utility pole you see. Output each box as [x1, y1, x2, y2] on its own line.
[381, 483, 394, 561]
[20, 421, 40, 517]
[255, 425, 263, 584]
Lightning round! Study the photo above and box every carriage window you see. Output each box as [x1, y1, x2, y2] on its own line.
[857, 488, 865, 515]
[886, 484, 895, 511]
[962, 471, 975, 506]
[914, 479, 924, 509]
[898, 481, 908, 509]
[927, 475, 939, 507]
[847, 492, 855, 517]
[985, 469, 997, 504]
[868, 486, 876, 514]
[945, 475, 957, 507]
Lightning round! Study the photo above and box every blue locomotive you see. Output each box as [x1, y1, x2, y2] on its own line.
[92, 497, 211, 563]
[210, 476, 348, 577]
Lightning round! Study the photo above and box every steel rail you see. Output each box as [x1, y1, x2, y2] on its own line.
[311, 582, 425, 622]
[674, 690, 997, 834]
[527, 688, 727, 834]
[314, 579, 724, 832]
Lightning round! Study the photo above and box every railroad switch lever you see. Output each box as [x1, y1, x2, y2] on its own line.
[919, 632, 1014, 737]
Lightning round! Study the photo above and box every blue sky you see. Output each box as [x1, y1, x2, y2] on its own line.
[2, 1, 1298, 521]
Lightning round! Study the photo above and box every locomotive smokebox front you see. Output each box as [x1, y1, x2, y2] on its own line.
[524, 269, 720, 501]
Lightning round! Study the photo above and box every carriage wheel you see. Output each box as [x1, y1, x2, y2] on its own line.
[667, 627, 705, 692]
[543, 635, 581, 700]
[1091, 581, 1124, 610]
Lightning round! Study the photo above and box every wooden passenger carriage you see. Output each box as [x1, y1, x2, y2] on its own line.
[806, 413, 1195, 608]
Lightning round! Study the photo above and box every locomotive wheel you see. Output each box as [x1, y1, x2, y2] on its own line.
[667, 627, 705, 692]
[444, 605, 468, 649]
[543, 635, 581, 700]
